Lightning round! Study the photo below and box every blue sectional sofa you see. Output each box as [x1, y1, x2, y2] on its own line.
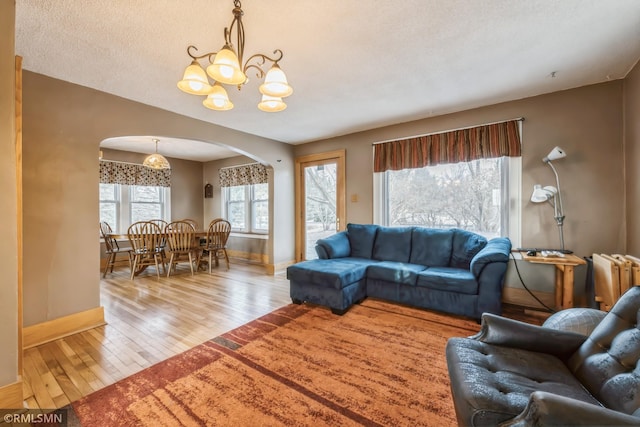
[287, 224, 512, 319]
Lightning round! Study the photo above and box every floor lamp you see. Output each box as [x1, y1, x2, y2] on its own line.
[530, 146, 567, 251]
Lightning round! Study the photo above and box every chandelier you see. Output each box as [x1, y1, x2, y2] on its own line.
[177, 0, 293, 112]
[143, 139, 171, 170]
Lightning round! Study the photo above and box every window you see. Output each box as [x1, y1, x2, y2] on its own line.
[99, 183, 170, 233]
[224, 183, 269, 233]
[99, 183, 118, 229]
[375, 156, 521, 244]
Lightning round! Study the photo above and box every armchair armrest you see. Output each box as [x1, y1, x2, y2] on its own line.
[474, 313, 587, 361]
[470, 237, 511, 278]
[315, 231, 351, 259]
[500, 391, 640, 426]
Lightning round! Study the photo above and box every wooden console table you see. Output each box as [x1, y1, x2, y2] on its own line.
[520, 252, 586, 310]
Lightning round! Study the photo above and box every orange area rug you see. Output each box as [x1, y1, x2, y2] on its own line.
[72, 299, 480, 426]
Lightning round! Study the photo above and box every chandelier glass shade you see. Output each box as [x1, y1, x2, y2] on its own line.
[203, 83, 234, 111]
[177, 0, 292, 112]
[143, 139, 171, 170]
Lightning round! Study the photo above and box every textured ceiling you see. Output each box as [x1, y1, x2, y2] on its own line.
[15, 0, 640, 160]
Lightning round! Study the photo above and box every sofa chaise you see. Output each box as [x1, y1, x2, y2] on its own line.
[286, 223, 511, 319]
[446, 285, 640, 426]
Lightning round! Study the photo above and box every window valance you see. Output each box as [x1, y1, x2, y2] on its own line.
[99, 160, 171, 187]
[219, 163, 268, 187]
[373, 119, 522, 173]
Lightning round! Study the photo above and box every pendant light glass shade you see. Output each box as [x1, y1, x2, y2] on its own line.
[258, 94, 286, 112]
[259, 64, 293, 97]
[177, 60, 213, 95]
[144, 139, 171, 169]
[203, 83, 234, 111]
[206, 45, 246, 85]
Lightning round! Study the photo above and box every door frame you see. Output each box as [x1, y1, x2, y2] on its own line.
[294, 149, 346, 262]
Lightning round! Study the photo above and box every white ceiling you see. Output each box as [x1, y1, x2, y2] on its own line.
[15, 0, 640, 161]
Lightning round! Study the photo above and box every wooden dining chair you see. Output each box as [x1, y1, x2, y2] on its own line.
[181, 219, 199, 230]
[99, 221, 132, 278]
[201, 219, 231, 272]
[127, 221, 166, 279]
[164, 220, 201, 277]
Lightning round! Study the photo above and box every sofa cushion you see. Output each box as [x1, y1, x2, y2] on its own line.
[450, 229, 488, 269]
[366, 261, 426, 286]
[315, 231, 351, 259]
[287, 259, 368, 290]
[346, 223, 379, 259]
[416, 267, 478, 295]
[372, 227, 413, 262]
[446, 338, 602, 426]
[410, 228, 454, 267]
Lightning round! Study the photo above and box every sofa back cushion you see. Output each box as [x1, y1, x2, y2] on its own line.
[409, 228, 453, 267]
[450, 229, 488, 269]
[568, 286, 640, 416]
[372, 226, 413, 262]
[346, 223, 379, 259]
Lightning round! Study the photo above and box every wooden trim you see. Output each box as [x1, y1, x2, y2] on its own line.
[265, 259, 296, 276]
[23, 307, 106, 349]
[294, 149, 346, 262]
[15, 55, 23, 375]
[0, 380, 23, 408]
[226, 249, 268, 265]
[502, 286, 554, 309]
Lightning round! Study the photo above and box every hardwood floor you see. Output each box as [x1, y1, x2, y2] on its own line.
[21, 263, 291, 410]
[20, 262, 544, 411]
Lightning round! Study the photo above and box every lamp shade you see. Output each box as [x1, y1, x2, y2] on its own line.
[206, 45, 246, 85]
[259, 64, 293, 98]
[144, 153, 171, 170]
[177, 61, 213, 95]
[543, 146, 566, 163]
[144, 139, 171, 169]
[203, 83, 234, 111]
[531, 184, 556, 203]
[257, 94, 286, 112]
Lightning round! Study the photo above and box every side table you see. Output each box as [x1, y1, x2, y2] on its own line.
[520, 252, 586, 310]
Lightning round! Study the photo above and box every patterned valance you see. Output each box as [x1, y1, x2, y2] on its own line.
[373, 119, 522, 172]
[219, 163, 268, 187]
[99, 160, 171, 187]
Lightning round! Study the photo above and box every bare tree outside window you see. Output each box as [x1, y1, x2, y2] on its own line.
[387, 158, 502, 238]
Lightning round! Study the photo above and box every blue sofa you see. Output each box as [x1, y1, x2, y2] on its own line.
[287, 223, 511, 319]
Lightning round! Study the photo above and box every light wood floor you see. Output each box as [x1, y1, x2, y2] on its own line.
[21, 262, 291, 410]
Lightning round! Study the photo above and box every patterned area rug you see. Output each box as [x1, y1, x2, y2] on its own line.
[71, 299, 480, 426]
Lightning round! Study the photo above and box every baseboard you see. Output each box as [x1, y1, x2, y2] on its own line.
[502, 286, 554, 309]
[23, 306, 106, 349]
[0, 379, 23, 408]
[226, 249, 268, 265]
[265, 260, 296, 276]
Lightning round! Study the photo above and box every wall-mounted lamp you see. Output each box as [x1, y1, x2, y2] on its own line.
[530, 146, 567, 250]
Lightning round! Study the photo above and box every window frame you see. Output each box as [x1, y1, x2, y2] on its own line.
[223, 183, 269, 234]
[99, 183, 171, 233]
[373, 156, 521, 247]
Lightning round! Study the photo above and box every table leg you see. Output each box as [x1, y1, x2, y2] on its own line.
[562, 265, 575, 308]
[555, 267, 563, 310]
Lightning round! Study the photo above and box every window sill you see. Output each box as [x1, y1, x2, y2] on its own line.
[229, 232, 268, 240]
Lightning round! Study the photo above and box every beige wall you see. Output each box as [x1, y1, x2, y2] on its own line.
[625, 60, 640, 254]
[22, 71, 295, 326]
[0, 0, 20, 388]
[294, 81, 625, 258]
